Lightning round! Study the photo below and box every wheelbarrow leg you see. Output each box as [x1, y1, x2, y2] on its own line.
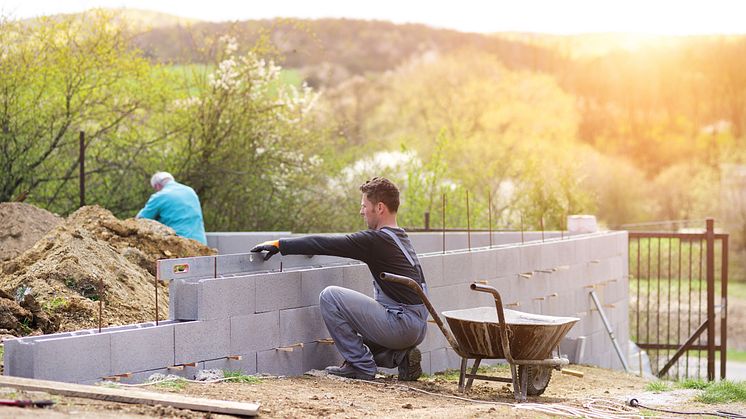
[465, 358, 481, 391]
[458, 358, 468, 392]
[517, 365, 528, 402]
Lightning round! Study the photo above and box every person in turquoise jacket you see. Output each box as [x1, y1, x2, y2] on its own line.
[136, 172, 207, 245]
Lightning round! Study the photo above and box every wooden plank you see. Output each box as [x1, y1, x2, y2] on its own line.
[0, 376, 259, 416]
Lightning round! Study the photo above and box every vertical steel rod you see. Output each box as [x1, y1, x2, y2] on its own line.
[155, 261, 160, 326]
[442, 193, 446, 254]
[98, 275, 103, 333]
[487, 191, 493, 248]
[540, 216, 545, 242]
[466, 191, 471, 251]
[520, 214, 524, 244]
[705, 218, 715, 381]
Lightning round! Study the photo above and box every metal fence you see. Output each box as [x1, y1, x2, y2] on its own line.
[628, 219, 728, 380]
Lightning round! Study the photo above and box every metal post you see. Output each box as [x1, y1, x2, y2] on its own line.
[721, 235, 728, 380]
[155, 262, 159, 326]
[590, 290, 630, 372]
[79, 131, 85, 207]
[466, 191, 471, 251]
[424, 212, 430, 231]
[706, 218, 715, 381]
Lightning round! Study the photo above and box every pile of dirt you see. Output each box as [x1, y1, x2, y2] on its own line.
[0, 205, 215, 336]
[0, 202, 62, 262]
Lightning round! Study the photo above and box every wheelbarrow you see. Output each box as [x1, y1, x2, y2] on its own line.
[380, 272, 579, 401]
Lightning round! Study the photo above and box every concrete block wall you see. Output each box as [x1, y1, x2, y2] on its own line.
[5, 231, 628, 383]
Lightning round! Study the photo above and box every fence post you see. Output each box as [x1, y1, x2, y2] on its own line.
[79, 131, 85, 207]
[706, 218, 715, 381]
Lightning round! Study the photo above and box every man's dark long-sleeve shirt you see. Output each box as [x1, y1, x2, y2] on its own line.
[279, 227, 426, 305]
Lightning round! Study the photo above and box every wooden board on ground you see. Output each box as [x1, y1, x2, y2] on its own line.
[0, 376, 259, 416]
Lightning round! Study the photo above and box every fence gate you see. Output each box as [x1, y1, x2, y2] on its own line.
[628, 219, 728, 380]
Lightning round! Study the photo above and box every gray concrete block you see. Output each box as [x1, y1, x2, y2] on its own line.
[494, 246, 521, 277]
[301, 266, 344, 307]
[3, 339, 33, 378]
[197, 276, 255, 320]
[32, 333, 111, 383]
[519, 243, 543, 273]
[342, 263, 374, 296]
[443, 252, 473, 285]
[169, 279, 199, 321]
[230, 311, 280, 353]
[110, 323, 175, 374]
[302, 341, 343, 372]
[158, 255, 215, 282]
[429, 284, 471, 312]
[204, 353, 257, 375]
[419, 255, 445, 288]
[257, 348, 305, 376]
[279, 306, 329, 347]
[472, 248, 498, 281]
[255, 271, 302, 313]
[174, 319, 230, 365]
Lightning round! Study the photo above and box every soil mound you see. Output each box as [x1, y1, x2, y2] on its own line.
[0, 205, 215, 335]
[0, 202, 62, 262]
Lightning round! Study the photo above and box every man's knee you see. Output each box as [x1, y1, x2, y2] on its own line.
[319, 285, 344, 307]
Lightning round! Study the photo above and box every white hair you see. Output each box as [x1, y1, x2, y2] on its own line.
[150, 171, 175, 189]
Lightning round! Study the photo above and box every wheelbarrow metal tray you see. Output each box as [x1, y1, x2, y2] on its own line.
[442, 307, 579, 360]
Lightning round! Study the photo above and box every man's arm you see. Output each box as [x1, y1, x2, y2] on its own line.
[136, 194, 161, 220]
[251, 231, 376, 262]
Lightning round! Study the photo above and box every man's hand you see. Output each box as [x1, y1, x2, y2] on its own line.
[250, 240, 280, 261]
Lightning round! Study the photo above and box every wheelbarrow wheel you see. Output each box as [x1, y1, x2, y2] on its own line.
[520, 365, 552, 396]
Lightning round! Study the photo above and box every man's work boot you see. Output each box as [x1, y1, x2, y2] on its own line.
[398, 347, 422, 381]
[325, 361, 375, 380]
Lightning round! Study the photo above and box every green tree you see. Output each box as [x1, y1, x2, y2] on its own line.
[0, 11, 166, 213]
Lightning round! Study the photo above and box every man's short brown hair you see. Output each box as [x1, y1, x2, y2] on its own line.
[360, 177, 400, 213]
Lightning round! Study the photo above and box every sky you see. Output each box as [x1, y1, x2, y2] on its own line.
[1, 0, 745, 35]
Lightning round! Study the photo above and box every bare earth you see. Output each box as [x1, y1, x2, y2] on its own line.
[1, 365, 744, 418]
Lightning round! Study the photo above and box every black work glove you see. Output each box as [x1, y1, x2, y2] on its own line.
[250, 240, 280, 261]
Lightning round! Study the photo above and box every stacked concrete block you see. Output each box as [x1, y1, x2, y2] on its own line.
[110, 323, 175, 374]
[255, 271, 303, 312]
[4, 230, 631, 382]
[301, 266, 344, 307]
[198, 276, 255, 320]
[257, 347, 305, 376]
[174, 319, 230, 365]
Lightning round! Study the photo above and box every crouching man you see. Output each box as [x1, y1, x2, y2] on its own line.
[251, 177, 427, 381]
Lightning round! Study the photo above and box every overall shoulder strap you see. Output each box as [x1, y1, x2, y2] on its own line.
[380, 228, 415, 267]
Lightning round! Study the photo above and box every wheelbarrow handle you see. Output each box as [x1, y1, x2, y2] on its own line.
[379, 272, 461, 352]
[469, 282, 516, 364]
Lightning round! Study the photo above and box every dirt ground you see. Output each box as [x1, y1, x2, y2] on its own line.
[1, 365, 744, 418]
[0, 205, 215, 336]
